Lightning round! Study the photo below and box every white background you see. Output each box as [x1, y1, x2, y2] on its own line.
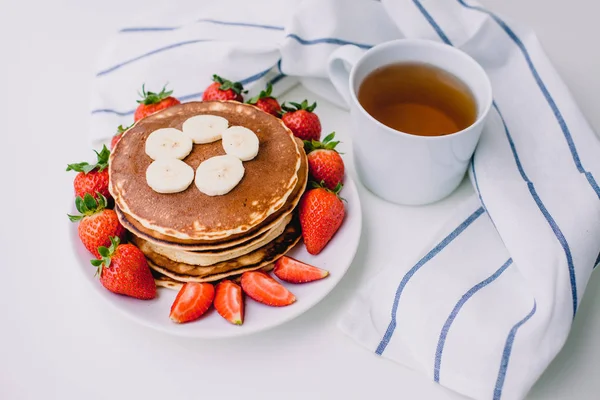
[1, 0, 599, 399]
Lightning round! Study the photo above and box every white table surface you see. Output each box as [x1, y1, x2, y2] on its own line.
[2, 0, 599, 399]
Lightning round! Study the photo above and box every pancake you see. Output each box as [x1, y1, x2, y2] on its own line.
[143, 218, 302, 283]
[110, 101, 302, 242]
[132, 213, 292, 266]
[152, 264, 276, 291]
[117, 139, 308, 249]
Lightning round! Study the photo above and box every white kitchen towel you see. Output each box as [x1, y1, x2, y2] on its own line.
[90, 1, 600, 399]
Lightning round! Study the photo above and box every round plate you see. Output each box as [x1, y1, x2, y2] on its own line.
[70, 176, 362, 338]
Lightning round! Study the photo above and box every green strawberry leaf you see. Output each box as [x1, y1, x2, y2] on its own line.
[83, 193, 97, 211]
[303, 132, 340, 154]
[66, 145, 110, 173]
[212, 74, 245, 95]
[67, 213, 83, 222]
[281, 99, 317, 114]
[247, 83, 275, 104]
[137, 83, 174, 105]
[117, 123, 132, 134]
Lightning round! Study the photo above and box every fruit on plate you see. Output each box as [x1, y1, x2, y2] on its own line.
[69, 193, 126, 258]
[195, 154, 245, 196]
[214, 280, 244, 325]
[145, 128, 193, 160]
[273, 256, 329, 283]
[182, 114, 229, 144]
[91, 236, 157, 300]
[170, 282, 215, 323]
[202, 74, 246, 102]
[66, 145, 111, 201]
[221, 126, 259, 161]
[281, 100, 321, 141]
[241, 271, 296, 307]
[110, 124, 131, 149]
[298, 182, 346, 255]
[246, 82, 281, 116]
[134, 84, 181, 122]
[304, 132, 345, 190]
[146, 159, 195, 194]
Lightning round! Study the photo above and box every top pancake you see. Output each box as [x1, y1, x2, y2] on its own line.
[109, 101, 301, 241]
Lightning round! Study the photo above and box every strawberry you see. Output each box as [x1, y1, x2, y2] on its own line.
[68, 193, 126, 258]
[246, 82, 281, 116]
[91, 236, 156, 300]
[298, 182, 345, 255]
[66, 145, 111, 201]
[240, 271, 296, 307]
[305, 132, 345, 190]
[281, 100, 321, 141]
[202, 74, 246, 102]
[273, 256, 329, 283]
[170, 282, 215, 323]
[110, 124, 132, 150]
[214, 280, 244, 325]
[134, 84, 180, 122]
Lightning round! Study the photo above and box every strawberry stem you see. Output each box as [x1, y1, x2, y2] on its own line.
[212, 74, 246, 94]
[303, 131, 340, 154]
[66, 145, 110, 174]
[67, 193, 107, 222]
[137, 83, 174, 105]
[281, 99, 317, 114]
[247, 82, 274, 104]
[90, 236, 120, 276]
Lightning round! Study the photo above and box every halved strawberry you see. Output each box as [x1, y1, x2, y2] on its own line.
[241, 271, 296, 307]
[169, 282, 215, 323]
[273, 256, 329, 283]
[214, 280, 244, 325]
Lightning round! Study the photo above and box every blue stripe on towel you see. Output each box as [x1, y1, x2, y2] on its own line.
[120, 19, 284, 33]
[412, 0, 579, 317]
[375, 207, 485, 355]
[91, 66, 274, 116]
[493, 301, 537, 400]
[494, 103, 578, 317]
[286, 34, 373, 49]
[96, 39, 211, 77]
[434, 258, 513, 382]
[411, 0, 452, 45]
[456, 0, 600, 199]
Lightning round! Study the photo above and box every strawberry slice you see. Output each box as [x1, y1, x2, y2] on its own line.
[273, 256, 329, 283]
[241, 271, 296, 307]
[214, 280, 244, 325]
[170, 282, 215, 323]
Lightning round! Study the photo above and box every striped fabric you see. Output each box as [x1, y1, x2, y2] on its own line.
[91, 1, 600, 399]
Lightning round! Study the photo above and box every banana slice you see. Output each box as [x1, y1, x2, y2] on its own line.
[145, 128, 193, 160]
[221, 126, 259, 161]
[195, 155, 245, 196]
[182, 115, 229, 144]
[146, 159, 194, 194]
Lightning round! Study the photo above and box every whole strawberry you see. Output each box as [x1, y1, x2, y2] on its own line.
[281, 100, 321, 141]
[91, 236, 156, 300]
[110, 124, 132, 150]
[298, 182, 345, 255]
[305, 132, 345, 190]
[203, 74, 246, 102]
[68, 193, 126, 258]
[66, 145, 111, 201]
[134, 84, 180, 122]
[246, 83, 281, 116]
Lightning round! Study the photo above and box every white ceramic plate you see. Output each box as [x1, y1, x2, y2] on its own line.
[70, 176, 362, 338]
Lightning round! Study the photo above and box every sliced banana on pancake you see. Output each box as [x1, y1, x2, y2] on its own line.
[182, 114, 229, 144]
[222, 126, 259, 161]
[145, 128, 193, 160]
[146, 159, 194, 193]
[195, 154, 245, 196]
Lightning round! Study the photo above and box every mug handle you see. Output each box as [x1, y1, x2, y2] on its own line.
[327, 45, 366, 107]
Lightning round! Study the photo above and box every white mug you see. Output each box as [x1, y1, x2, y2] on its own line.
[328, 39, 492, 205]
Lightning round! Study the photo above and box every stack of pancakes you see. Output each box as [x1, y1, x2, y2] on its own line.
[109, 101, 308, 290]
